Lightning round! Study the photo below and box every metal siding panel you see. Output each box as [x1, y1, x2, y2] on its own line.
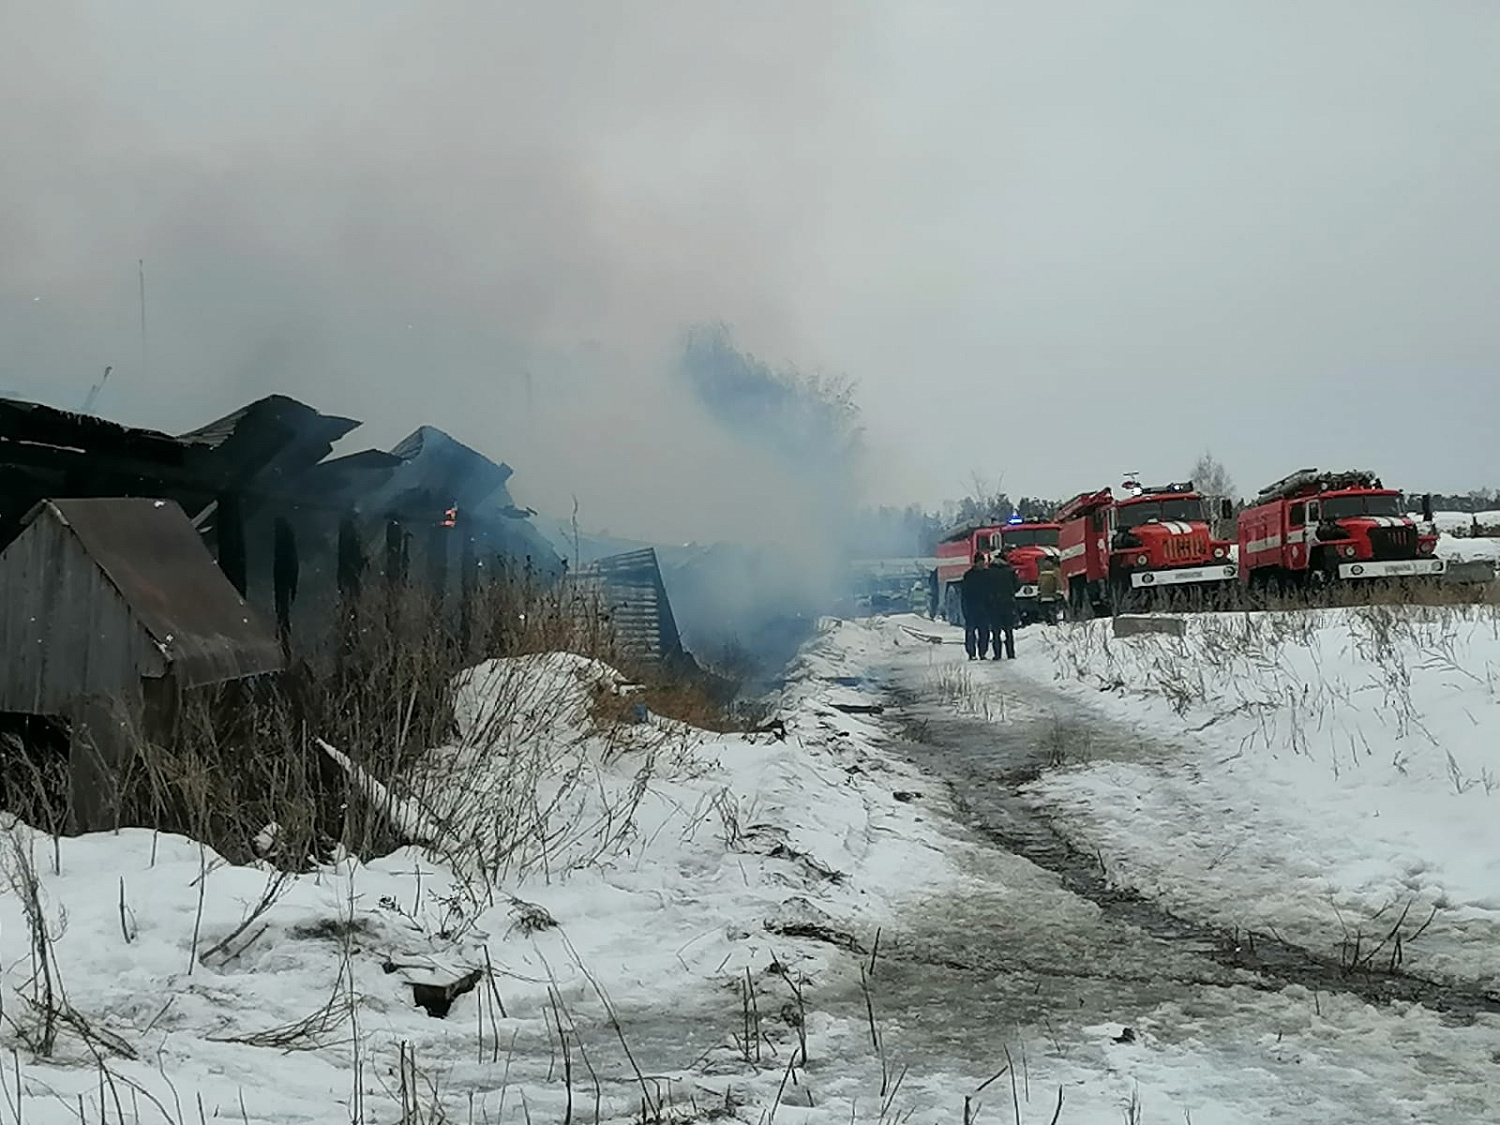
[0, 514, 162, 714]
[569, 548, 682, 664]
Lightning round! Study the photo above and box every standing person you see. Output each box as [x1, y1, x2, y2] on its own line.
[927, 568, 940, 620]
[960, 552, 992, 660]
[987, 551, 1020, 660]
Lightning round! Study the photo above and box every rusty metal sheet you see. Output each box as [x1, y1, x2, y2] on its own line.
[26, 498, 284, 690]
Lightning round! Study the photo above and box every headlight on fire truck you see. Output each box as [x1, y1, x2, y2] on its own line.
[1135, 554, 1148, 566]
[1342, 546, 1356, 558]
[1419, 541, 1434, 554]
[1213, 546, 1226, 559]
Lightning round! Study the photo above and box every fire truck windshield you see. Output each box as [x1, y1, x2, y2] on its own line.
[1002, 528, 1060, 548]
[1322, 494, 1403, 520]
[1115, 498, 1204, 528]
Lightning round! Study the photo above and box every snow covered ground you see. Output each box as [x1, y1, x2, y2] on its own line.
[0, 634, 1287, 1125]
[788, 616, 1500, 1119]
[0, 644, 976, 1124]
[1437, 532, 1500, 564]
[5, 619, 1500, 1123]
[991, 606, 1500, 993]
[1416, 511, 1477, 537]
[836, 602, 1500, 1004]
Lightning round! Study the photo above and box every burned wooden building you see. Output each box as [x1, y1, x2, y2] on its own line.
[0, 393, 563, 660]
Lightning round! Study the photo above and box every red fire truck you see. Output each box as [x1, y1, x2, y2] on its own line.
[1057, 481, 1236, 616]
[934, 517, 1064, 625]
[1237, 469, 1443, 590]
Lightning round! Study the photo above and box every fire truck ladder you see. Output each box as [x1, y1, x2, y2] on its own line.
[1254, 468, 1381, 504]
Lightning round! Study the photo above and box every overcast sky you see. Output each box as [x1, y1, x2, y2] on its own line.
[4, 2, 1499, 540]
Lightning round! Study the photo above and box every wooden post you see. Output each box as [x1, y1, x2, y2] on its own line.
[273, 516, 299, 655]
[337, 511, 365, 600]
[459, 531, 478, 656]
[336, 511, 366, 665]
[217, 491, 248, 595]
[425, 522, 449, 617]
[385, 520, 408, 588]
[69, 687, 143, 834]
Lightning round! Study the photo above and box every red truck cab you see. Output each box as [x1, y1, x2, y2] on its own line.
[934, 518, 1063, 625]
[995, 518, 1063, 624]
[1238, 469, 1443, 589]
[1057, 481, 1235, 616]
[935, 522, 1003, 624]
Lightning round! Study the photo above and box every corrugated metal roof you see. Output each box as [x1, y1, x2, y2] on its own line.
[570, 548, 683, 665]
[14, 498, 284, 693]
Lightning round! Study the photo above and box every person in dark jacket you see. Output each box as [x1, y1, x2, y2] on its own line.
[987, 552, 1020, 659]
[960, 552, 992, 659]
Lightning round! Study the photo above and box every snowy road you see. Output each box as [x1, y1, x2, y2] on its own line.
[796, 615, 1500, 1123]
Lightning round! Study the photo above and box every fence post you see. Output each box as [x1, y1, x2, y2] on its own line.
[273, 516, 298, 656]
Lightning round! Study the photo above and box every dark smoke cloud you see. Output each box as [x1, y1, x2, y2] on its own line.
[7, 0, 1500, 533]
[0, 0, 872, 544]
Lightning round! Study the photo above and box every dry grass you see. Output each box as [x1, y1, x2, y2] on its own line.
[925, 664, 1014, 724]
[1042, 601, 1500, 784]
[587, 664, 759, 736]
[1, 563, 747, 876]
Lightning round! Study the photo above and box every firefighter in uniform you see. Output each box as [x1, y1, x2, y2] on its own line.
[960, 552, 992, 659]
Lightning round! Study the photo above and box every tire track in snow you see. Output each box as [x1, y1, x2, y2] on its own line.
[871, 676, 1500, 1025]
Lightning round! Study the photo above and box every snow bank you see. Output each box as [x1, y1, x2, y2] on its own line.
[1438, 533, 1500, 564]
[1021, 606, 1500, 986]
[1414, 510, 1476, 536]
[0, 645, 976, 1125]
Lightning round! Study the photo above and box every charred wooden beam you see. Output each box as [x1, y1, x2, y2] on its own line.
[459, 532, 478, 655]
[273, 516, 299, 653]
[217, 492, 248, 595]
[337, 511, 365, 599]
[385, 520, 408, 588]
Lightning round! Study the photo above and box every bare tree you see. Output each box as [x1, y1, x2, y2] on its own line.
[1190, 451, 1235, 501]
[945, 473, 1013, 528]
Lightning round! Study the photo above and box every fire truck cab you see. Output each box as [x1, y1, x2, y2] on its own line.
[1238, 469, 1443, 589]
[933, 517, 1064, 625]
[1057, 481, 1235, 616]
[997, 518, 1064, 625]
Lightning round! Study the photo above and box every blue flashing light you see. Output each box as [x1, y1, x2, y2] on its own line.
[1007, 515, 1024, 524]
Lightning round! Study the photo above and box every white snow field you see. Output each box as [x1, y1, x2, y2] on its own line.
[817, 614, 1500, 1121]
[1437, 533, 1500, 564]
[864, 607, 1500, 988]
[1006, 606, 1500, 991]
[4, 623, 1500, 1123]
